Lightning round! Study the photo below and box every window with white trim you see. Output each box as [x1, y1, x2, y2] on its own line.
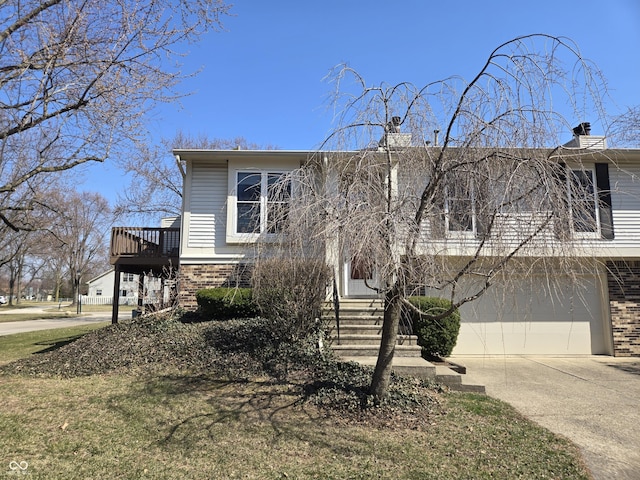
[232, 171, 291, 237]
[568, 168, 599, 235]
[445, 179, 475, 233]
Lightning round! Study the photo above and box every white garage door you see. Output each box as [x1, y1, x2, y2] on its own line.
[451, 274, 611, 356]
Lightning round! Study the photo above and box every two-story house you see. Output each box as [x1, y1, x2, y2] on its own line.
[113, 129, 640, 357]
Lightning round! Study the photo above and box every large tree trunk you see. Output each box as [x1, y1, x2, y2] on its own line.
[370, 286, 402, 401]
[8, 277, 15, 307]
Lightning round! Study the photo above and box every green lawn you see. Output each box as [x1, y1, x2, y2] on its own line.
[0, 324, 109, 364]
[0, 325, 593, 479]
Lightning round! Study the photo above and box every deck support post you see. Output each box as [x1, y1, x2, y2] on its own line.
[111, 266, 121, 324]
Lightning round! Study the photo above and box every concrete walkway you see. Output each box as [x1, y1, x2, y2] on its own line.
[453, 356, 640, 480]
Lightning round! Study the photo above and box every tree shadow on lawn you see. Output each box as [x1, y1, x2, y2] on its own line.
[111, 373, 321, 449]
[143, 373, 368, 459]
[32, 334, 88, 355]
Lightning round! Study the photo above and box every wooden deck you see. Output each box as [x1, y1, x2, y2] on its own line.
[110, 227, 179, 272]
[109, 227, 180, 323]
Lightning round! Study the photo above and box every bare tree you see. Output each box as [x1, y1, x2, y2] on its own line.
[610, 105, 640, 147]
[3, 233, 27, 305]
[0, 0, 231, 231]
[115, 132, 278, 221]
[47, 191, 111, 305]
[0, 187, 54, 303]
[272, 34, 612, 401]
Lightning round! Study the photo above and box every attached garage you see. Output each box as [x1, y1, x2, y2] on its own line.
[452, 272, 613, 356]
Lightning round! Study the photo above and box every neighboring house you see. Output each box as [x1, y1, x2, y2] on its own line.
[167, 129, 640, 358]
[86, 269, 143, 305]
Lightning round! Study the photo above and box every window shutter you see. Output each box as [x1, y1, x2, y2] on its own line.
[595, 163, 614, 239]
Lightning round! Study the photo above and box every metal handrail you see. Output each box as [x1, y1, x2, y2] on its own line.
[332, 275, 340, 345]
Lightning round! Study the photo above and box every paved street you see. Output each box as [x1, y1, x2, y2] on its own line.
[455, 356, 640, 480]
[0, 306, 128, 336]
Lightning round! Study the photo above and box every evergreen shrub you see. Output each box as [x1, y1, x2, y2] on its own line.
[196, 287, 258, 320]
[407, 296, 461, 358]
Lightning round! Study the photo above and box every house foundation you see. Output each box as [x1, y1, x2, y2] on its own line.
[178, 263, 252, 310]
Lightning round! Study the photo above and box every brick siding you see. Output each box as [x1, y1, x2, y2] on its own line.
[178, 263, 252, 310]
[607, 261, 640, 356]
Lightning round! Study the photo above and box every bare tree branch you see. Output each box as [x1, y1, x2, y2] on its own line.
[0, 0, 231, 230]
[266, 34, 612, 401]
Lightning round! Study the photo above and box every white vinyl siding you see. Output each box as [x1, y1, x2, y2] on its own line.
[188, 161, 227, 248]
[610, 165, 640, 246]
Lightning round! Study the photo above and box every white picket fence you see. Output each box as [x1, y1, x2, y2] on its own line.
[79, 295, 136, 306]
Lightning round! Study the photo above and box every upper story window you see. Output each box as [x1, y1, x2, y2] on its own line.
[233, 170, 291, 237]
[445, 180, 475, 233]
[435, 161, 614, 241]
[568, 168, 598, 235]
[560, 163, 614, 240]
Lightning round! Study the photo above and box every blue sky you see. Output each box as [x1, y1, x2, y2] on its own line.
[80, 0, 640, 208]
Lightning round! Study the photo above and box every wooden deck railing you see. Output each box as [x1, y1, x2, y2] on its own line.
[110, 227, 180, 260]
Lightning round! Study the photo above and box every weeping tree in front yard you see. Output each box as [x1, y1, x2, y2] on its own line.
[265, 34, 613, 401]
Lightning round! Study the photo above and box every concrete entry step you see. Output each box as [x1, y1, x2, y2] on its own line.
[333, 344, 422, 358]
[434, 365, 486, 393]
[339, 355, 436, 380]
[337, 355, 485, 393]
[335, 324, 383, 335]
[333, 334, 419, 346]
[325, 315, 384, 326]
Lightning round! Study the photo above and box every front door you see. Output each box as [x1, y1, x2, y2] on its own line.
[344, 257, 378, 297]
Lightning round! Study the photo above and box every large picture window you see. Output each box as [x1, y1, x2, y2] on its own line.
[234, 171, 291, 236]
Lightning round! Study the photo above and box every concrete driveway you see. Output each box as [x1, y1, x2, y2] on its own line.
[454, 356, 640, 480]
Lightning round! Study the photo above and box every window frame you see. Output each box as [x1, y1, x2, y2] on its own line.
[227, 168, 292, 243]
[444, 179, 476, 236]
[567, 166, 601, 238]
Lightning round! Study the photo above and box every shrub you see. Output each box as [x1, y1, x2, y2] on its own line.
[406, 296, 461, 358]
[196, 287, 258, 320]
[251, 258, 331, 341]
